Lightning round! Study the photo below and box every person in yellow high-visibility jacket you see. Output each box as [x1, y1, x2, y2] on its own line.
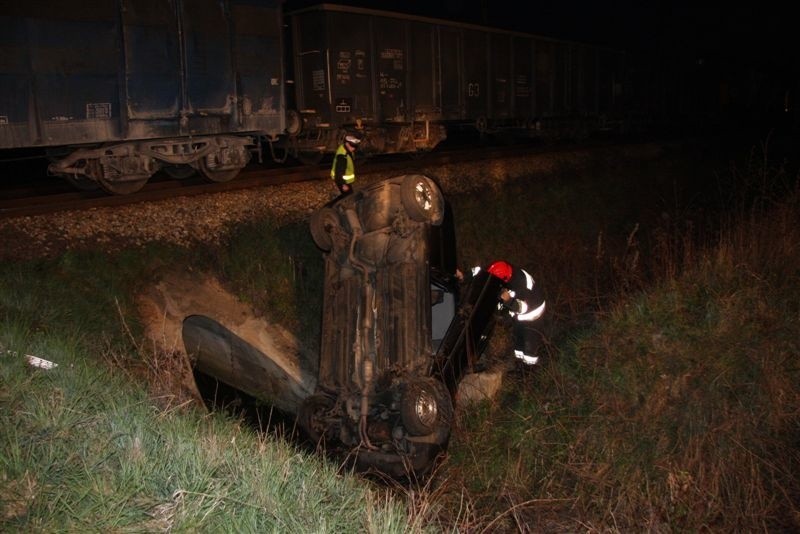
[330, 132, 361, 196]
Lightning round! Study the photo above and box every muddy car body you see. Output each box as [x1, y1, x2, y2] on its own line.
[301, 175, 499, 477]
[180, 173, 500, 478]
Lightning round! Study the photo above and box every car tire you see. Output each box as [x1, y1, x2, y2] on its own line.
[400, 378, 453, 437]
[309, 207, 341, 251]
[400, 175, 444, 225]
[298, 394, 335, 444]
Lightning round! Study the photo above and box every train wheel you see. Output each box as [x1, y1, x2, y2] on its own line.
[63, 175, 100, 191]
[400, 175, 444, 225]
[198, 158, 241, 183]
[475, 116, 488, 133]
[162, 164, 197, 180]
[49, 155, 100, 191]
[295, 150, 325, 166]
[286, 109, 303, 136]
[98, 176, 149, 195]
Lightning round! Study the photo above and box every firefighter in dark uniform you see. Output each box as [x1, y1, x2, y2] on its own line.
[330, 132, 361, 196]
[479, 260, 546, 365]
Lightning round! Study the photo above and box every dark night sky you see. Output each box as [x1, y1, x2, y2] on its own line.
[284, 1, 798, 77]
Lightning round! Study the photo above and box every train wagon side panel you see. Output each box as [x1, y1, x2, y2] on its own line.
[0, 15, 27, 147]
[372, 16, 408, 123]
[122, 0, 183, 134]
[534, 39, 555, 117]
[288, 4, 641, 144]
[408, 22, 439, 119]
[125, 0, 284, 138]
[182, 0, 236, 118]
[489, 33, 512, 120]
[585, 46, 600, 116]
[0, 2, 121, 149]
[463, 29, 488, 121]
[326, 10, 374, 125]
[553, 42, 569, 117]
[511, 36, 534, 121]
[0, 17, 32, 146]
[291, 9, 330, 123]
[0, 0, 284, 151]
[438, 27, 462, 120]
[599, 48, 626, 117]
[569, 44, 581, 116]
[292, 7, 377, 128]
[231, 0, 284, 135]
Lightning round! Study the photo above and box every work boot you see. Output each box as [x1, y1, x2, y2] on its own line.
[514, 349, 538, 365]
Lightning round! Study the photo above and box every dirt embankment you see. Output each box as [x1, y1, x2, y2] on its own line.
[136, 272, 316, 412]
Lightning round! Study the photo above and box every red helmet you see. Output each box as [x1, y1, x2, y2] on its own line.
[487, 261, 513, 283]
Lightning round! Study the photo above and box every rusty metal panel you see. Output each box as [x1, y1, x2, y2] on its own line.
[569, 45, 584, 113]
[568, 44, 594, 114]
[181, 0, 235, 116]
[231, 0, 284, 133]
[318, 259, 360, 388]
[122, 0, 182, 121]
[512, 36, 534, 120]
[318, 250, 432, 388]
[291, 9, 329, 118]
[580, 46, 599, 115]
[0, 0, 283, 151]
[408, 22, 437, 117]
[291, 6, 378, 127]
[535, 39, 555, 116]
[375, 261, 432, 371]
[489, 33, 512, 119]
[554, 42, 569, 115]
[439, 27, 461, 119]
[327, 10, 373, 124]
[373, 16, 407, 122]
[463, 29, 488, 120]
[597, 48, 624, 115]
[0, 18, 35, 147]
[0, 0, 120, 148]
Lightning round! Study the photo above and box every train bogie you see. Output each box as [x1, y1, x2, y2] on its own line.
[0, 0, 284, 194]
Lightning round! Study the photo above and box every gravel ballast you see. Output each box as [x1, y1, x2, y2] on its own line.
[0, 143, 663, 261]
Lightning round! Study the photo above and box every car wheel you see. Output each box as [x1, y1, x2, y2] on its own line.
[298, 394, 335, 444]
[400, 175, 444, 225]
[309, 207, 341, 251]
[400, 378, 453, 437]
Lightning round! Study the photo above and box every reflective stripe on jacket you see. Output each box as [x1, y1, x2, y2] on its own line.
[330, 144, 355, 183]
[507, 267, 546, 322]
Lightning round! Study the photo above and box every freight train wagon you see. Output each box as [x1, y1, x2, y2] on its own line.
[286, 3, 628, 159]
[0, 0, 284, 194]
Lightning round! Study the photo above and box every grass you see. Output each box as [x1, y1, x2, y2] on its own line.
[217, 218, 325, 356]
[440, 143, 800, 530]
[0, 342, 420, 531]
[2, 138, 799, 531]
[0, 228, 423, 532]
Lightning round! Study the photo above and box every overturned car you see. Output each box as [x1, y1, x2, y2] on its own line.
[179, 174, 502, 479]
[300, 175, 502, 477]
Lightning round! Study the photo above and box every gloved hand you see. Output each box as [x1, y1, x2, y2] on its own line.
[505, 298, 522, 315]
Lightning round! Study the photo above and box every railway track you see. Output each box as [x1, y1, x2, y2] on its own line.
[0, 141, 565, 219]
